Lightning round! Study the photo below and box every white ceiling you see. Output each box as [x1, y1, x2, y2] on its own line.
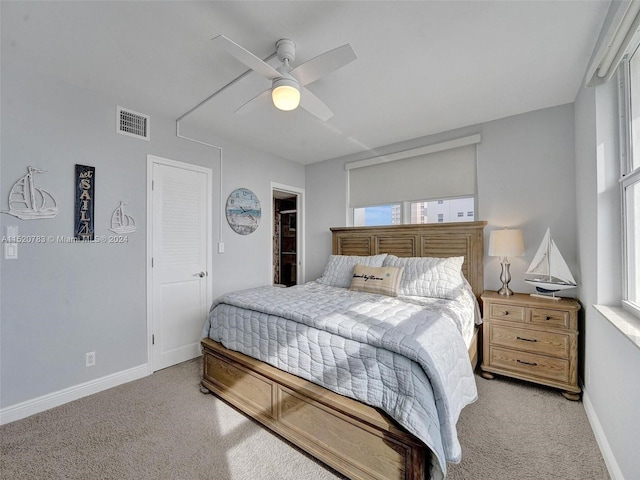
[1, 1, 610, 165]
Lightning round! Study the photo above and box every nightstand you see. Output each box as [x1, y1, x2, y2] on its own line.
[480, 291, 581, 400]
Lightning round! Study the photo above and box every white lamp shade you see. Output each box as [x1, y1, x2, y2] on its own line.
[272, 78, 300, 111]
[489, 229, 525, 257]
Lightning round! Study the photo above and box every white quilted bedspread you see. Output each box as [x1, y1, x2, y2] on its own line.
[201, 281, 479, 479]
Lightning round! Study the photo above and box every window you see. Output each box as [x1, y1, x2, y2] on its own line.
[624, 182, 640, 308]
[353, 204, 401, 226]
[353, 197, 475, 226]
[621, 44, 640, 315]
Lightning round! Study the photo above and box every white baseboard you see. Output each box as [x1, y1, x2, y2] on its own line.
[0, 364, 149, 425]
[582, 388, 626, 480]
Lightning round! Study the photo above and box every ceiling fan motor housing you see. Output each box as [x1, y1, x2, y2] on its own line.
[276, 38, 296, 64]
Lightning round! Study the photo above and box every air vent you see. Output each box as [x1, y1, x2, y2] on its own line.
[117, 106, 150, 140]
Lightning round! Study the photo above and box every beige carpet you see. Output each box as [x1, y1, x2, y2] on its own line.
[1, 358, 609, 480]
[448, 374, 609, 480]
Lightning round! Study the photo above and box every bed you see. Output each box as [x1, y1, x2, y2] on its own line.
[200, 221, 485, 480]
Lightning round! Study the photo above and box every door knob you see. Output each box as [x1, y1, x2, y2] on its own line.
[196, 271, 206, 278]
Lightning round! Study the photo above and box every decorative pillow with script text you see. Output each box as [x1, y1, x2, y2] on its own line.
[349, 264, 404, 297]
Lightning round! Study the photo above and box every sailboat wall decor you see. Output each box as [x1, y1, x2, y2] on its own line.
[110, 201, 136, 234]
[525, 228, 577, 299]
[4, 166, 58, 219]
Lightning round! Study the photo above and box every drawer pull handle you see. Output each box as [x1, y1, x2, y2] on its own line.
[503, 311, 509, 316]
[545, 316, 551, 321]
[517, 359, 538, 366]
[516, 336, 538, 343]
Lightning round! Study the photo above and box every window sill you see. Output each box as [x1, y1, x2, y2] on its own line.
[593, 304, 640, 351]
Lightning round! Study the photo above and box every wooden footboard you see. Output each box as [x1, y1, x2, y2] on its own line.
[201, 337, 428, 480]
[201, 328, 479, 480]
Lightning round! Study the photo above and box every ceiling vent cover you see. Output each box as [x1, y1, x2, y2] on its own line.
[117, 106, 150, 141]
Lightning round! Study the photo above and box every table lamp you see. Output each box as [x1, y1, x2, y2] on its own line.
[489, 228, 525, 296]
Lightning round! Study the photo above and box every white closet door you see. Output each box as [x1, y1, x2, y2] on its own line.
[150, 158, 211, 371]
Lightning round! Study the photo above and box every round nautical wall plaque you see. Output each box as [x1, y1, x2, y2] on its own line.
[225, 188, 261, 235]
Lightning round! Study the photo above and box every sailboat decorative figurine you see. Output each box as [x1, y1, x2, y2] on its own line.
[110, 201, 136, 234]
[4, 166, 58, 219]
[525, 228, 576, 300]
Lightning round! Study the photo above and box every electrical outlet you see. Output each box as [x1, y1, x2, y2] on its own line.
[86, 351, 96, 367]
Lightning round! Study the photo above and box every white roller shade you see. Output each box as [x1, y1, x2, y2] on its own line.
[348, 142, 477, 208]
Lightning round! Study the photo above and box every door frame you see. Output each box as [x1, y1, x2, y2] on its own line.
[271, 183, 305, 285]
[146, 154, 213, 374]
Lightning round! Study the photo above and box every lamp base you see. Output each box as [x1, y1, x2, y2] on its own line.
[497, 258, 514, 296]
[497, 286, 514, 296]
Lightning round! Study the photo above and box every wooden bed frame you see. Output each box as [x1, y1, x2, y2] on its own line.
[201, 221, 486, 480]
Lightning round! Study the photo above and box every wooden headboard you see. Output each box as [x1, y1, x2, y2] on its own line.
[331, 221, 486, 299]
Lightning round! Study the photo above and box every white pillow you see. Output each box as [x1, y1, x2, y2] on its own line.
[317, 254, 388, 288]
[382, 255, 465, 299]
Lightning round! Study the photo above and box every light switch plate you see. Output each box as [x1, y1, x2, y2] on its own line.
[4, 243, 18, 260]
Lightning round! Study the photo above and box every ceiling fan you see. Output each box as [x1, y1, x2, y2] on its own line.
[212, 35, 357, 121]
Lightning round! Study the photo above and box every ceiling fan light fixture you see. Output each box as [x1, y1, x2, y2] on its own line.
[272, 77, 300, 111]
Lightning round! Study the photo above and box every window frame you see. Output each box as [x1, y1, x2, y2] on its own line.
[620, 42, 640, 318]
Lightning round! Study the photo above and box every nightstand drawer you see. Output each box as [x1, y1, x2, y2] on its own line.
[528, 307, 570, 329]
[489, 324, 570, 358]
[489, 303, 525, 322]
[488, 346, 570, 383]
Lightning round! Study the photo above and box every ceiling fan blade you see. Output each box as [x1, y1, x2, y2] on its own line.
[291, 44, 357, 86]
[299, 86, 334, 121]
[212, 35, 281, 80]
[234, 89, 271, 115]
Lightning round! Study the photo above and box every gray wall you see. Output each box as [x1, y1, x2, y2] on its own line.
[0, 63, 304, 408]
[575, 72, 640, 479]
[306, 103, 578, 296]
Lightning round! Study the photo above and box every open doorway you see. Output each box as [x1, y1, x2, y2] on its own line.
[273, 191, 297, 286]
[273, 186, 302, 287]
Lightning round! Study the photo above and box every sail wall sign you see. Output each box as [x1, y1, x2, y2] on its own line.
[4, 166, 58, 219]
[74, 164, 95, 241]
